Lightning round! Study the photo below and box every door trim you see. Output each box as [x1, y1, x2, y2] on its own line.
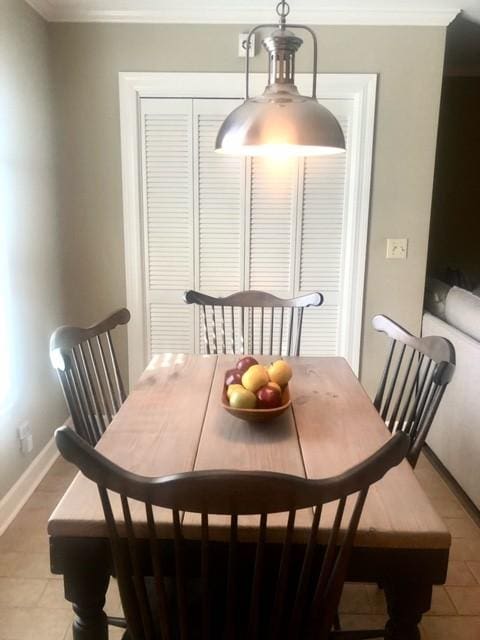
[119, 72, 377, 385]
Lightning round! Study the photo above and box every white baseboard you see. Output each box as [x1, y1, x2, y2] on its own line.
[0, 436, 60, 536]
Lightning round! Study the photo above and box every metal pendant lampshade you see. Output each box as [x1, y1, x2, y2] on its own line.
[215, 1, 346, 157]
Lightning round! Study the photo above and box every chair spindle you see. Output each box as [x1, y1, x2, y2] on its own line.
[269, 509, 296, 640]
[201, 512, 210, 640]
[172, 509, 188, 640]
[288, 505, 322, 638]
[96, 334, 120, 414]
[146, 503, 172, 640]
[121, 495, 155, 640]
[247, 513, 267, 640]
[226, 513, 238, 640]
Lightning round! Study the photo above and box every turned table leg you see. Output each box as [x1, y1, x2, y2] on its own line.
[50, 537, 112, 640]
[64, 567, 109, 640]
[384, 580, 432, 640]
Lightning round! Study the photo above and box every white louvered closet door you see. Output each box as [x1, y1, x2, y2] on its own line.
[193, 100, 245, 353]
[296, 100, 350, 356]
[140, 99, 194, 356]
[140, 97, 351, 360]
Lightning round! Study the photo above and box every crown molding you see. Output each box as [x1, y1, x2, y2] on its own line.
[24, 2, 460, 26]
[25, 0, 55, 20]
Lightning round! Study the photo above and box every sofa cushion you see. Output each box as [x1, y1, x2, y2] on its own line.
[424, 278, 451, 320]
[445, 286, 480, 342]
[472, 286, 480, 299]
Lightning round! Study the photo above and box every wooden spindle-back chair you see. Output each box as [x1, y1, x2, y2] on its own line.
[55, 425, 409, 640]
[184, 290, 323, 356]
[373, 314, 455, 468]
[50, 308, 130, 446]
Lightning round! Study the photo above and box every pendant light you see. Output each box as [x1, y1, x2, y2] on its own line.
[215, 1, 346, 157]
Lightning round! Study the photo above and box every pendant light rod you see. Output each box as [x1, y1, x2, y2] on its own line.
[244, 24, 318, 99]
[277, 0, 289, 26]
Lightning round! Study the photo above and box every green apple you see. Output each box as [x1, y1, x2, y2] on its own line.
[229, 388, 257, 409]
[227, 383, 244, 400]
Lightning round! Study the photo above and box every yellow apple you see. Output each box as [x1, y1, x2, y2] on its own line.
[267, 360, 292, 387]
[242, 364, 270, 393]
[229, 388, 257, 409]
[226, 383, 245, 400]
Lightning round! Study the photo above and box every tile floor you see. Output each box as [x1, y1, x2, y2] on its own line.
[0, 453, 479, 639]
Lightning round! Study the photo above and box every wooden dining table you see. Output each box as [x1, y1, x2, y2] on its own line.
[48, 354, 451, 640]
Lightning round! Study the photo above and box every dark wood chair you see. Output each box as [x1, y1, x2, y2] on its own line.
[184, 290, 323, 356]
[50, 308, 130, 446]
[372, 314, 455, 468]
[55, 425, 409, 640]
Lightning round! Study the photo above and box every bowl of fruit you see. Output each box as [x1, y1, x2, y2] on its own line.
[222, 356, 293, 423]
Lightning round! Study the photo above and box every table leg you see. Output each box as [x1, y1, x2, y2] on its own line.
[50, 537, 113, 640]
[63, 566, 109, 640]
[383, 581, 432, 640]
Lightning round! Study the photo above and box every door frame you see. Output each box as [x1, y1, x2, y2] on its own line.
[119, 72, 377, 385]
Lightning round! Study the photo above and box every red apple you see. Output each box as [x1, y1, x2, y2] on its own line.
[225, 368, 243, 387]
[236, 356, 258, 374]
[256, 385, 282, 409]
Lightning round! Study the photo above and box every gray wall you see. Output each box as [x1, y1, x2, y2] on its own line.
[0, 0, 66, 499]
[50, 23, 446, 395]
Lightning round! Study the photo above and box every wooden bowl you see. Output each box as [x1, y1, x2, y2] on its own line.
[222, 386, 291, 423]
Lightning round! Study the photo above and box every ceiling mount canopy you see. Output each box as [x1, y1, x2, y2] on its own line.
[215, 0, 346, 157]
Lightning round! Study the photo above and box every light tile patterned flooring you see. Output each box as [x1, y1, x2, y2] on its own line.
[0, 453, 479, 639]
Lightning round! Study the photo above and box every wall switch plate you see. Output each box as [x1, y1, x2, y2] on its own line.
[17, 421, 33, 455]
[17, 421, 31, 440]
[386, 238, 408, 259]
[238, 33, 256, 57]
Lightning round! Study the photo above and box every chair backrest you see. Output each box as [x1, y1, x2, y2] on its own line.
[50, 308, 131, 446]
[184, 290, 323, 357]
[55, 426, 408, 640]
[373, 314, 455, 467]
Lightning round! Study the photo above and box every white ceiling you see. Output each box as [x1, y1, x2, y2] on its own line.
[26, 0, 478, 26]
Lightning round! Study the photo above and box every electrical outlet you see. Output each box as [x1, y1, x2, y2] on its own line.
[17, 421, 33, 455]
[238, 33, 256, 58]
[386, 238, 408, 260]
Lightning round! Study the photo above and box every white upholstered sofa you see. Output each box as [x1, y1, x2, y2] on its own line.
[423, 280, 480, 509]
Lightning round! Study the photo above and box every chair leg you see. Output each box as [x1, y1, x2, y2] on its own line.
[333, 612, 341, 631]
[330, 630, 385, 639]
[107, 616, 127, 629]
